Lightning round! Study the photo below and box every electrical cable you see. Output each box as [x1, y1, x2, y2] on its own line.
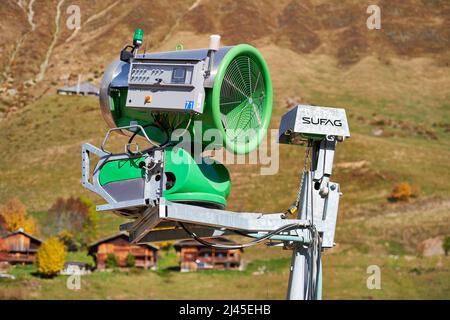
[172, 114, 193, 140]
[177, 136, 323, 298]
[126, 122, 170, 155]
[178, 222, 307, 250]
[283, 140, 312, 218]
[313, 232, 323, 298]
[308, 225, 318, 299]
[298, 139, 321, 299]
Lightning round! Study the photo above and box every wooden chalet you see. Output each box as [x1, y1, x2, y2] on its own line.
[88, 232, 159, 270]
[0, 229, 42, 264]
[173, 237, 242, 272]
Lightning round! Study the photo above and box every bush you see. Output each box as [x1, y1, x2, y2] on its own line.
[443, 236, 450, 256]
[126, 253, 136, 268]
[105, 253, 118, 269]
[390, 182, 412, 201]
[36, 237, 66, 277]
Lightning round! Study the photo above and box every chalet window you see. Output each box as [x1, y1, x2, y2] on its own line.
[185, 253, 196, 261]
[199, 252, 210, 258]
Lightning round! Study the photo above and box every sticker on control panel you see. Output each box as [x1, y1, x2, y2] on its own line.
[184, 100, 194, 110]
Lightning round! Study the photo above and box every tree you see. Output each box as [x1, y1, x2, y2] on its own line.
[44, 196, 98, 245]
[36, 237, 66, 277]
[443, 236, 450, 256]
[57, 229, 79, 252]
[47, 197, 87, 233]
[0, 214, 5, 233]
[79, 196, 99, 243]
[0, 197, 38, 235]
[126, 253, 136, 268]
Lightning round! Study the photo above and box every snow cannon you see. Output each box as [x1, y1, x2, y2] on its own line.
[82, 31, 272, 217]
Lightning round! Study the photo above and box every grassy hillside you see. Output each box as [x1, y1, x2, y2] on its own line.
[1, 0, 449, 114]
[0, 1, 449, 299]
[1, 44, 449, 214]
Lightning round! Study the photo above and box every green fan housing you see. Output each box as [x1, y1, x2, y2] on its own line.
[106, 44, 272, 155]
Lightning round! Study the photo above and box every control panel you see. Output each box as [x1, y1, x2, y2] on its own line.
[129, 63, 194, 86]
[126, 60, 206, 113]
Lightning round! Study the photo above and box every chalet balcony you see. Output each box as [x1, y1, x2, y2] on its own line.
[0, 251, 36, 264]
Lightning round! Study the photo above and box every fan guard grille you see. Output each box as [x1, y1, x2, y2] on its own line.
[219, 55, 266, 143]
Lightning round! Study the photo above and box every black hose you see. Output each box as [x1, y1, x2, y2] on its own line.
[126, 123, 170, 155]
[178, 222, 305, 250]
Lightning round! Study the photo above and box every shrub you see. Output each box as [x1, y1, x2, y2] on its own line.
[0, 197, 38, 235]
[126, 253, 136, 268]
[36, 237, 66, 277]
[105, 253, 118, 269]
[390, 182, 412, 201]
[443, 236, 450, 256]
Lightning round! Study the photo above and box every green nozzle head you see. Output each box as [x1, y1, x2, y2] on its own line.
[175, 43, 184, 51]
[133, 28, 144, 47]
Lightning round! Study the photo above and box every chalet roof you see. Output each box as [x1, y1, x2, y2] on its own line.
[88, 232, 159, 253]
[1, 229, 43, 244]
[57, 81, 99, 95]
[173, 237, 243, 251]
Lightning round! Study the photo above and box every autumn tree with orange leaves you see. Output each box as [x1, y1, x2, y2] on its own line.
[0, 197, 38, 235]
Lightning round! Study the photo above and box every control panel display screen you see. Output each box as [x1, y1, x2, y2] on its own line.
[172, 68, 186, 83]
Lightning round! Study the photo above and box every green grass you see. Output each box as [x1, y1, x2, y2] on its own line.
[1, 254, 448, 299]
[156, 247, 179, 271]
